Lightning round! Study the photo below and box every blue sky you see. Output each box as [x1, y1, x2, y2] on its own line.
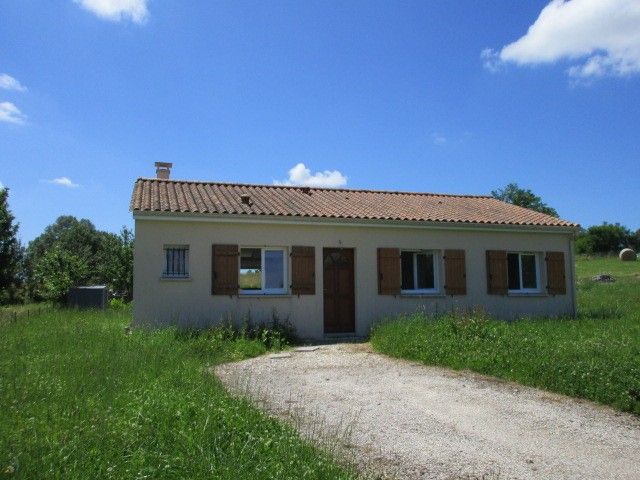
[1, 0, 639, 243]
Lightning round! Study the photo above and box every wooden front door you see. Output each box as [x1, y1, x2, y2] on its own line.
[323, 248, 355, 334]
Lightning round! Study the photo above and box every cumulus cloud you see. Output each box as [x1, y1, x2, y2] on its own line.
[0, 74, 27, 92]
[274, 163, 347, 188]
[74, 0, 149, 24]
[46, 177, 80, 188]
[0, 102, 27, 125]
[482, 0, 640, 79]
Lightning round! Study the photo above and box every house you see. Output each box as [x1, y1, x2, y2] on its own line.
[131, 163, 579, 339]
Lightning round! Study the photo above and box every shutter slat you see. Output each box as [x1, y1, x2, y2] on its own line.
[212, 244, 239, 295]
[486, 250, 508, 295]
[378, 248, 400, 295]
[291, 246, 315, 295]
[444, 249, 466, 295]
[546, 251, 566, 295]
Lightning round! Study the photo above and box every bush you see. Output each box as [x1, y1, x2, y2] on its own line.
[108, 297, 128, 309]
[576, 223, 636, 255]
[176, 311, 297, 355]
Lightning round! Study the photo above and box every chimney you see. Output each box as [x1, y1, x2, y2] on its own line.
[155, 162, 173, 180]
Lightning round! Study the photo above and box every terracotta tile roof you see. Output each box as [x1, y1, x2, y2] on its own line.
[130, 178, 579, 228]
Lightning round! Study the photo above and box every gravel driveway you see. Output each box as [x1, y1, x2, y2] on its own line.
[215, 343, 640, 480]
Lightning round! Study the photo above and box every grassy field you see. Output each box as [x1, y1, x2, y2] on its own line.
[0, 308, 355, 479]
[371, 256, 640, 414]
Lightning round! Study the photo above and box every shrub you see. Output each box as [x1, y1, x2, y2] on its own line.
[108, 297, 128, 309]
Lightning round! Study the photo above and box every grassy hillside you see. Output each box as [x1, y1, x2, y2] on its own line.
[0, 309, 355, 479]
[371, 257, 640, 414]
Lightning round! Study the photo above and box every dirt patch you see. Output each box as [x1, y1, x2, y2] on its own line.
[215, 343, 640, 480]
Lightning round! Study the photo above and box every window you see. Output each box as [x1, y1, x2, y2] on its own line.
[401, 250, 437, 293]
[239, 247, 286, 294]
[163, 246, 189, 278]
[507, 252, 540, 293]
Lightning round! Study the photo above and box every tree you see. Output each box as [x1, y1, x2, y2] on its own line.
[0, 187, 23, 304]
[633, 229, 640, 251]
[25, 216, 135, 302]
[576, 223, 634, 255]
[491, 183, 559, 217]
[32, 246, 89, 302]
[25, 216, 102, 299]
[94, 227, 134, 300]
[575, 231, 595, 255]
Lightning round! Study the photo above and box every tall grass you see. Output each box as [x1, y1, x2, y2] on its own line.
[0, 308, 355, 479]
[371, 258, 640, 414]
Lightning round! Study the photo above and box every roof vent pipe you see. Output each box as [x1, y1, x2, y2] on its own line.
[155, 162, 173, 180]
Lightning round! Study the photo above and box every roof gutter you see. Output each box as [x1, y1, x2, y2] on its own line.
[132, 210, 579, 235]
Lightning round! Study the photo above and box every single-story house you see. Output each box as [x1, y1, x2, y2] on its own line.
[131, 163, 579, 339]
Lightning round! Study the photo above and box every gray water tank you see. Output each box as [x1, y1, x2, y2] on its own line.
[67, 286, 108, 309]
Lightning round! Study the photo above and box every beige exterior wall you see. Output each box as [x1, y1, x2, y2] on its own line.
[133, 217, 576, 339]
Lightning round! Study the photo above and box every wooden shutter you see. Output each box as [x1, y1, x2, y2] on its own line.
[545, 251, 566, 295]
[486, 250, 508, 295]
[290, 246, 315, 295]
[378, 248, 400, 295]
[212, 244, 238, 295]
[444, 249, 466, 295]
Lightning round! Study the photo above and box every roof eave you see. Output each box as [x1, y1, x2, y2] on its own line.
[132, 210, 579, 234]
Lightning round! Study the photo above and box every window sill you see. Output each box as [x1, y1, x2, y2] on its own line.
[160, 276, 192, 282]
[507, 292, 547, 297]
[238, 293, 293, 298]
[400, 293, 445, 298]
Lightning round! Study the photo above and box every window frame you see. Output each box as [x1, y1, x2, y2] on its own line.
[400, 249, 439, 295]
[162, 245, 190, 279]
[239, 246, 288, 295]
[507, 251, 541, 294]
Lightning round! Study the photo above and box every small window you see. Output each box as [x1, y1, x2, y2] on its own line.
[401, 250, 437, 293]
[507, 252, 540, 293]
[239, 247, 286, 294]
[163, 246, 189, 278]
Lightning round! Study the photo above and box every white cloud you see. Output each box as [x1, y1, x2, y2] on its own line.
[74, 0, 149, 24]
[483, 0, 640, 79]
[481, 48, 501, 73]
[46, 177, 80, 188]
[432, 133, 447, 146]
[0, 102, 27, 125]
[0, 181, 4, 191]
[274, 163, 347, 188]
[0, 74, 27, 92]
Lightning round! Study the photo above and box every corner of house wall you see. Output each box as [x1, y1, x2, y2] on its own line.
[569, 234, 578, 318]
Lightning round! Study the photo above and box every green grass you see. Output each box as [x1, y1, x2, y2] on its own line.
[0, 303, 54, 318]
[371, 257, 640, 414]
[0, 308, 355, 479]
[575, 254, 640, 279]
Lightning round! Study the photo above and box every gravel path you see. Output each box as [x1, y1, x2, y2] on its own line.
[215, 343, 640, 480]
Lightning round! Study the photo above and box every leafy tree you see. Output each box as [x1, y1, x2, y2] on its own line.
[632, 229, 640, 251]
[94, 227, 134, 300]
[576, 223, 634, 255]
[0, 187, 23, 304]
[32, 246, 89, 302]
[26, 216, 135, 302]
[491, 183, 559, 217]
[25, 216, 102, 298]
[575, 231, 595, 255]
